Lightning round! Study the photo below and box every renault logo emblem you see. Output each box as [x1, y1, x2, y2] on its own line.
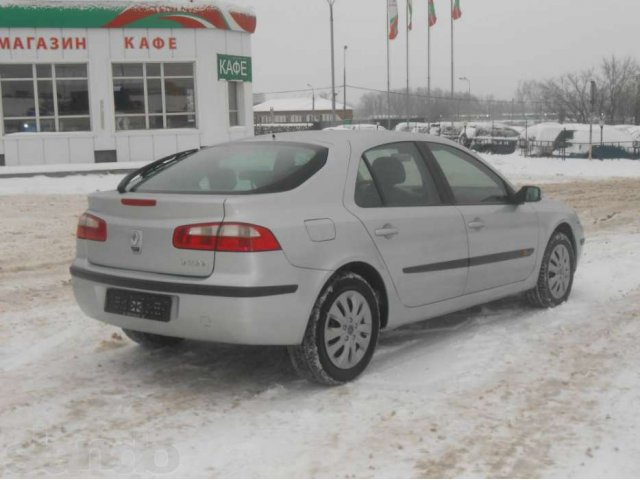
[130, 230, 143, 254]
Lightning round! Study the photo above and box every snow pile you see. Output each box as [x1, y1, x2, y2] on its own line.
[0, 161, 145, 177]
[0, 173, 126, 195]
[520, 123, 636, 151]
[483, 153, 640, 183]
[0, 161, 145, 195]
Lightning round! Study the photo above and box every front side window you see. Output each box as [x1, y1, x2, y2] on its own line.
[113, 63, 196, 131]
[131, 142, 327, 194]
[0, 63, 90, 134]
[428, 143, 510, 204]
[359, 142, 440, 207]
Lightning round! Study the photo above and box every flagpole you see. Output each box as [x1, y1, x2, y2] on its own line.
[386, 1, 391, 129]
[450, 0, 454, 99]
[427, 17, 431, 100]
[328, 0, 337, 123]
[406, 0, 410, 125]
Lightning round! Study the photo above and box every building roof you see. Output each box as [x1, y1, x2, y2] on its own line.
[0, 0, 256, 33]
[254, 97, 349, 113]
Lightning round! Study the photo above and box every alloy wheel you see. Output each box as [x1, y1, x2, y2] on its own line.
[547, 243, 572, 299]
[323, 291, 373, 370]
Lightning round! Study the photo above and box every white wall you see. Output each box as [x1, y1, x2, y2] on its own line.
[0, 27, 254, 166]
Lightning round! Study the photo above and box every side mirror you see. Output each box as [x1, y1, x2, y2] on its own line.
[513, 185, 542, 204]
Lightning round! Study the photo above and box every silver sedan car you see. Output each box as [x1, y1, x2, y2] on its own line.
[71, 131, 584, 385]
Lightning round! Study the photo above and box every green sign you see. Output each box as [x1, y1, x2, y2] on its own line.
[218, 55, 252, 82]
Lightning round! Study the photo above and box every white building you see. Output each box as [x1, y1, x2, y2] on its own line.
[0, 0, 256, 167]
[254, 97, 352, 125]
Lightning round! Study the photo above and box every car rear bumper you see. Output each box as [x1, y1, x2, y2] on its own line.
[70, 259, 328, 345]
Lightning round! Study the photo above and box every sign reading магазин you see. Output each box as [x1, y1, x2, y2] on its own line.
[217, 54, 252, 82]
[0, 36, 87, 50]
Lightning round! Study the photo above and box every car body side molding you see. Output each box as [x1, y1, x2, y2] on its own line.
[70, 265, 298, 298]
[403, 248, 535, 274]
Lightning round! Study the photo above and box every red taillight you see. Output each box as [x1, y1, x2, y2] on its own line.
[173, 223, 220, 251]
[77, 213, 107, 242]
[121, 199, 157, 207]
[173, 222, 281, 252]
[216, 223, 282, 252]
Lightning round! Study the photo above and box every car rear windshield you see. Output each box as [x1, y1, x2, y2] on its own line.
[131, 141, 328, 194]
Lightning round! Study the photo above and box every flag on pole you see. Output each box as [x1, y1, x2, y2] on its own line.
[452, 0, 462, 20]
[388, 0, 399, 39]
[407, 0, 413, 30]
[428, 0, 437, 27]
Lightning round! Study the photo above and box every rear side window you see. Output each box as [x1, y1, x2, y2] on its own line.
[355, 159, 383, 208]
[132, 142, 328, 194]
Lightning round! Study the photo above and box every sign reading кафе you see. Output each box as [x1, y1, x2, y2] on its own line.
[218, 54, 252, 82]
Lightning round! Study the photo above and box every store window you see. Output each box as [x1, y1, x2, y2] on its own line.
[228, 82, 243, 127]
[0, 63, 90, 134]
[113, 63, 196, 131]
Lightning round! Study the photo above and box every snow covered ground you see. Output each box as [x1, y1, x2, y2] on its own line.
[1, 159, 640, 476]
[484, 153, 640, 184]
[0, 161, 145, 177]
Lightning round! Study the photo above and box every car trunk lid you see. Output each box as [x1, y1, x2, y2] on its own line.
[85, 192, 225, 278]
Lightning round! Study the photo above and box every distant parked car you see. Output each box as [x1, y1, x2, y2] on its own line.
[394, 122, 430, 133]
[324, 123, 386, 131]
[459, 123, 520, 154]
[71, 132, 584, 385]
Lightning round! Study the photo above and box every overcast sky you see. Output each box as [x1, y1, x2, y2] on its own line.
[230, 0, 640, 104]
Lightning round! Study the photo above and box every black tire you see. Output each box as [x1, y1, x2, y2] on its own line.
[527, 231, 575, 308]
[122, 328, 184, 349]
[288, 272, 380, 385]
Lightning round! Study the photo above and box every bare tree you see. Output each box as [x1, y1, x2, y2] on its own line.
[519, 55, 640, 124]
[533, 70, 594, 123]
[599, 55, 639, 123]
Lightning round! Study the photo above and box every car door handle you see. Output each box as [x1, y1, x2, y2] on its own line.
[468, 219, 485, 230]
[375, 224, 399, 239]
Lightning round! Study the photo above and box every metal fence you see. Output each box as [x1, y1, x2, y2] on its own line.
[519, 139, 640, 159]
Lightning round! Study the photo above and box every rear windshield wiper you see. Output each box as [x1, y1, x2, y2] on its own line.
[117, 148, 199, 194]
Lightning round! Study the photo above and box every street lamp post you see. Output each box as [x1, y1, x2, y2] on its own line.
[635, 74, 640, 125]
[326, 0, 337, 124]
[307, 83, 315, 123]
[589, 80, 597, 160]
[599, 115, 605, 160]
[343, 45, 348, 122]
[458, 76, 470, 99]
[458, 77, 470, 125]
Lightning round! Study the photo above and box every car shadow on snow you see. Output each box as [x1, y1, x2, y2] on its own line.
[369, 295, 531, 375]
[380, 295, 526, 347]
[103, 294, 530, 393]
[106, 341, 298, 396]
